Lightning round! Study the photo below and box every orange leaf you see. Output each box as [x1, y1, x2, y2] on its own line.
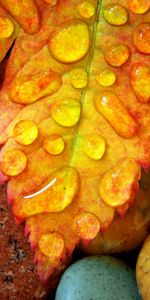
[0, 0, 150, 282]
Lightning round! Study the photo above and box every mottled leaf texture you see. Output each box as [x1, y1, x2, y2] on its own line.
[0, 0, 150, 282]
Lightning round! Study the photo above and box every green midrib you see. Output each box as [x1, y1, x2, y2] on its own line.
[68, 0, 102, 167]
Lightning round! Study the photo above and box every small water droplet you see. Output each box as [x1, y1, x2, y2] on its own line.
[130, 62, 150, 103]
[84, 135, 106, 160]
[38, 232, 64, 258]
[13, 120, 38, 145]
[104, 43, 130, 67]
[134, 23, 150, 54]
[103, 4, 128, 26]
[51, 99, 81, 127]
[70, 68, 88, 89]
[43, 135, 65, 155]
[77, 1, 96, 19]
[73, 212, 100, 240]
[96, 68, 116, 87]
[128, 0, 150, 14]
[1, 148, 27, 176]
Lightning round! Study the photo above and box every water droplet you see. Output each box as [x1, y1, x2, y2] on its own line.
[13, 120, 38, 145]
[73, 212, 100, 239]
[96, 68, 116, 87]
[0, 17, 14, 38]
[128, 0, 150, 14]
[0, 0, 40, 34]
[38, 232, 64, 258]
[104, 43, 130, 67]
[51, 99, 81, 127]
[130, 62, 150, 103]
[1, 148, 27, 176]
[43, 135, 65, 155]
[99, 159, 141, 207]
[134, 23, 150, 54]
[12, 167, 80, 219]
[94, 91, 138, 138]
[70, 68, 88, 89]
[49, 20, 90, 63]
[103, 4, 128, 26]
[77, 1, 95, 19]
[9, 70, 62, 104]
[84, 135, 106, 160]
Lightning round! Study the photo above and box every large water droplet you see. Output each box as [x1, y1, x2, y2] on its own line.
[99, 159, 141, 207]
[94, 91, 138, 138]
[9, 70, 62, 104]
[49, 20, 90, 63]
[12, 167, 80, 220]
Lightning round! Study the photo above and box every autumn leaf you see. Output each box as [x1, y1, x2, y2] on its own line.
[0, 5, 19, 63]
[0, 0, 150, 282]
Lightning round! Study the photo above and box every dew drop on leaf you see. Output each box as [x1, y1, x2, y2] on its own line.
[104, 43, 130, 67]
[0, 16, 14, 38]
[103, 4, 128, 26]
